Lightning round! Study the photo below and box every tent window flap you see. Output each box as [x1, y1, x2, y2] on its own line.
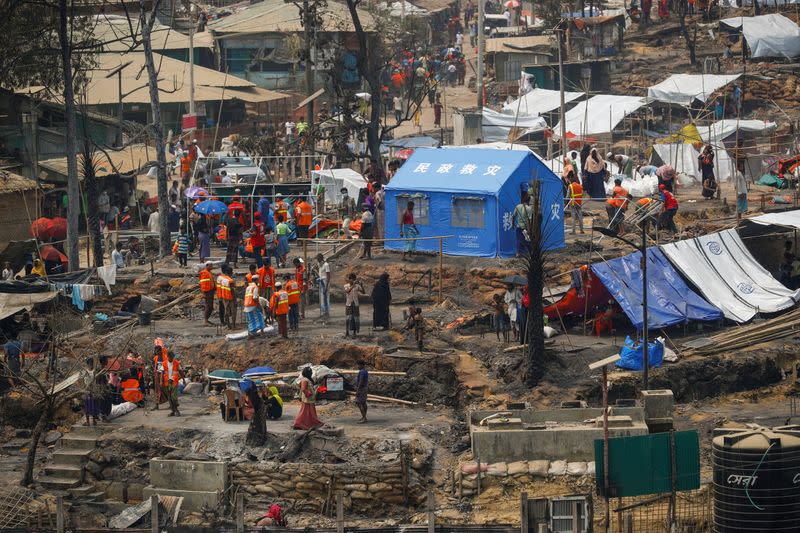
[396, 193, 429, 225]
[451, 196, 486, 228]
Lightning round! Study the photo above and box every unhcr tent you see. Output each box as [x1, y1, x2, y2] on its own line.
[590, 248, 723, 330]
[749, 209, 800, 229]
[311, 168, 367, 207]
[384, 148, 564, 257]
[502, 88, 584, 116]
[699, 119, 777, 143]
[481, 109, 547, 142]
[553, 94, 646, 137]
[660, 229, 800, 323]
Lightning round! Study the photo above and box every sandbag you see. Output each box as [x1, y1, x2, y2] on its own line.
[225, 325, 276, 341]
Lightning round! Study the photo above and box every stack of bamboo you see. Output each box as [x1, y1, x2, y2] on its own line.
[683, 308, 800, 356]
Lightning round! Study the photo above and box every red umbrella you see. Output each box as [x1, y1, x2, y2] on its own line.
[396, 149, 415, 160]
[39, 245, 67, 264]
[30, 218, 51, 240]
[47, 217, 68, 241]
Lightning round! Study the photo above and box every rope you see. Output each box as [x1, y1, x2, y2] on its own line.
[745, 442, 775, 511]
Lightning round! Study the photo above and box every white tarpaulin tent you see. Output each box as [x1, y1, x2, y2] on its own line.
[311, 168, 367, 206]
[720, 14, 800, 59]
[748, 209, 800, 229]
[647, 74, 741, 106]
[553, 94, 646, 137]
[652, 143, 737, 183]
[481, 108, 547, 142]
[660, 229, 800, 322]
[699, 119, 777, 143]
[502, 88, 584, 117]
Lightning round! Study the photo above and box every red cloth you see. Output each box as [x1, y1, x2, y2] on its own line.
[292, 402, 323, 430]
[662, 190, 678, 210]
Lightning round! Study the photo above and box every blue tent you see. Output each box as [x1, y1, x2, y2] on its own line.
[590, 248, 723, 330]
[384, 148, 565, 257]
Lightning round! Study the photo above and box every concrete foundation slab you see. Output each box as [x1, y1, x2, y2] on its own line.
[150, 459, 228, 492]
[142, 487, 221, 512]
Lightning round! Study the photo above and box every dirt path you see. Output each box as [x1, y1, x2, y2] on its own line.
[454, 350, 509, 402]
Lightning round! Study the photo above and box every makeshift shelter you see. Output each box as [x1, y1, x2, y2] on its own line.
[502, 87, 584, 116]
[748, 209, 800, 229]
[311, 168, 367, 207]
[384, 148, 564, 257]
[553, 94, 646, 138]
[660, 229, 800, 323]
[698, 119, 776, 143]
[481, 108, 547, 142]
[647, 74, 741, 106]
[651, 143, 736, 183]
[590, 249, 723, 330]
[720, 14, 800, 59]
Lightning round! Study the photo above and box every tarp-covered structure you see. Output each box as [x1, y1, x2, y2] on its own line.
[384, 148, 564, 257]
[311, 168, 367, 206]
[748, 209, 800, 229]
[553, 94, 646, 137]
[699, 119, 776, 143]
[720, 14, 800, 59]
[652, 143, 736, 183]
[502, 88, 584, 116]
[590, 249, 723, 330]
[661, 229, 800, 322]
[647, 74, 741, 106]
[481, 108, 548, 142]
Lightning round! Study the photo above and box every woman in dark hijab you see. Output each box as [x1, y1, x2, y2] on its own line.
[371, 273, 392, 330]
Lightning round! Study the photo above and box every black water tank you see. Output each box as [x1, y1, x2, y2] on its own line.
[712, 426, 800, 532]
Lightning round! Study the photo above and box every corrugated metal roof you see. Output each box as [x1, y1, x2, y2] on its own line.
[408, 0, 456, 13]
[209, 0, 374, 35]
[485, 35, 553, 53]
[39, 143, 175, 178]
[89, 14, 215, 53]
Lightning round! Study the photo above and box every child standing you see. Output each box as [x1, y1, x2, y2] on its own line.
[177, 226, 189, 267]
[406, 307, 425, 350]
[492, 293, 510, 343]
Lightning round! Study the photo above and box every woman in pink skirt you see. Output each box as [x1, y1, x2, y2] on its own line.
[292, 366, 323, 430]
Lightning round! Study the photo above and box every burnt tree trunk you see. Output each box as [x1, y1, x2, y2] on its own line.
[21, 406, 50, 487]
[139, 0, 170, 257]
[81, 141, 103, 267]
[524, 180, 547, 386]
[58, 0, 80, 270]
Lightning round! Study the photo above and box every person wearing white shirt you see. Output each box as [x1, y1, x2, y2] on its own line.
[221, 171, 233, 185]
[147, 210, 160, 233]
[111, 242, 125, 268]
[503, 9, 512, 26]
[285, 121, 295, 138]
[1, 262, 14, 281]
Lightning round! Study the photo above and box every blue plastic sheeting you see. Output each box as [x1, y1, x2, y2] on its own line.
[590, 248, 723, 330]
[382, 136, 441, 149]
[384, 148, 564, 257]
[618, 336, 665, 371]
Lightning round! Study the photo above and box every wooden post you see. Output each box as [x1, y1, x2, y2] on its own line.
[624, 513, 634, 533]
[150, 494, 159, 533]
[572, 500, 580, 533]
[336, 492, 344, 533]
[520, 492, 529, 533]
[56, 496, 64, 533]
[537, 524, 548, 533]
[438, 237, 443, 304]
[236, 493, 244, 533]
[427, 491, 435, 533]
[476, 449, 482, 497]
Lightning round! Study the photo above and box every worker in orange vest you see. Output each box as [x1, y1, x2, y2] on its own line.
[273, 194, 289, 224]
[606, 178, 629, 236]
[292, 257, 306, 319]
[566, 173, 584, 235]
[199, 262, 216, 325]
[244, 275, 265, 337]
[161, 351, 183, 416]
[257, 258, 276, 301]
[270, 281, 290, 338]
[151, 339, 168, 410]
[216, 264, 236, 330]
[284, 274, 301, 332]
[295, 198, 313, 239]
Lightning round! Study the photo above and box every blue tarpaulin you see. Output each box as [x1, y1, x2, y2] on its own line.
[384, 148, 565, 257]
[590, 248, 723, 330]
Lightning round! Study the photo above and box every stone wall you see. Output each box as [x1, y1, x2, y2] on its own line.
[232, 460, 425, 511]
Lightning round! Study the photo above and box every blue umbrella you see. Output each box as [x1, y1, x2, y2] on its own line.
[242, 366, 277, 377]
[194, 200, 228, 215]
[209, 369, 242, 381]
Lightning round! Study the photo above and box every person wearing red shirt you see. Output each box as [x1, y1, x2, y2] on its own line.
[658, 184, 679, 233]
[250, 213, 267, 267]
[292, 257, 306, 318]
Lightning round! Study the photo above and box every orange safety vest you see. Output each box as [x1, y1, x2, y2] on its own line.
[161, 357, 180, 387]
[121, 379, 143, 403]
[568, 182, 584, 206]
[199, 269, 215, 292]
[270, 290, 289, 315]
[244, 284, 259, 308]
[295, 265, 305, 291]
[296, 201, 313, 226]
[286, 280, 300, 305]
[637, 197, 654, 207]
[607, 186, 629, 209]
[180, 157, 191, 174]
[274, 200, 289, 222]
[257, 266, 275, 291]
[217, 224, 228, 241]
[216, 274, 234, 300]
